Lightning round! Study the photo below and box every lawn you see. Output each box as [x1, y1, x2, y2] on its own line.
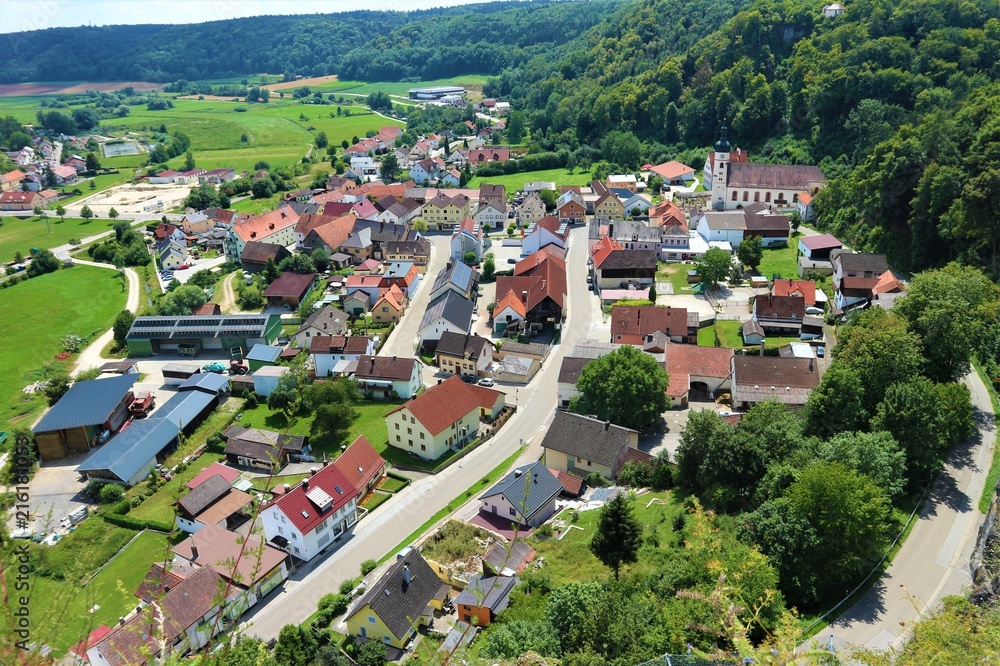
[249, 472, 309, 493]
[755, 233, 802, 279]
[0, 265, 124, 427]
[361, 490, 392, 512]
[657, 262, 695, 294]
[0, 215, 116, 262]
[29, 529, 174, 657]
[711, 319, 801, 350]
[697, 326, 716, 346]
[467, 168, 594, 193]
[379, 474, 409, 493]
[312, 75, 490, 96]
[127, 452, 224, 524]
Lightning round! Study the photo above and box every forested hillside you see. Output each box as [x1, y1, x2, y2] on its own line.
[487, 0, 1000, 273]
[0, 1, 616, 85]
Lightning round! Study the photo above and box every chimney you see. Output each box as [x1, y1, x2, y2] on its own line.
[604, 420, 610, 431]
[119, 617, 126, 626]
[514, 469, 523, 478]
[402, 563, 411, 585]
[310, 467, 318, 476]
[302, 479, 309, 490]
[283, 483, 291, 493]
[190, 545, 199, 560]
[521, 290, 528, 303]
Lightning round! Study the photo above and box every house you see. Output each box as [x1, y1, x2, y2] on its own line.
[175, 474, 253, 533]
[336, 435, 387, 501]
[154, 223, 187, 246]
[294, 304, 349, 346]
[408, 158, 439, 185]
[541, 411, 645, 481]
[797, 233, 844, 276]
[430, 262, 479, 301]
[344, 552, 449, 650]
[664, 344, 735, 408]
[379, 261, 421, 299]
[479, 183, 506, 206]
[607, 174, 638, 193]
[592, 182, 626, 221]
[0, 169, 26, 191]
[455, 574, 518, 628]
[86, 566, 227, 666]
[440, 170, 461, 187]
[823, 2, 846, 17]
[252, 365, 291, 397]
[479, 461, 561, 528]
[796, 191, 816, 221]
[346, 274, 384, 303]
[418, 291, 476, 349]
[451, 217, 486, 263]
[556, 356, 592, 408]
[348, 156, 381, 182]
[172, 524, 289, 609]
[556, 190, 586, 223]
[731, 355, 820, 410]
[32, 374, 138, 461]
[742, 319, 766, 346]
[468, 146, 510, 164]
[198, 168, 236, 185]
[245, 344, 283, 372]
[125, 313, 281, 356]
[743, 203, 790, 248]
[422, 192, 471, 230]
[379, 199, 422, 226]
[521, 216, 566, 257]
[610, 305, 697, 345]
[832, 251, 891, 309]
[343, 291, 372, 318]
[296, 212, 348, 248]
[753, 294, 806, 335]
[148, 170, 180, 184]
[185, 461, 240, 490]
[474, 199, 506, 231]
[649, 161, 696, 185]
[493, 288, 526, 335]
[224, 207, 300, 264]
[434, 332, 494, 378]
[620, 193, 652, 216]
[260, 460, 359, 561]
[771, 279, 818, 307]
[355, 355, 423, 399]
[707, 126, 826, 210]
[386, 235, 432, 269]
[37, 188, 59, 205]
[368, 284, 404, 324]
[608, 219, 665, 252]
[495, 251, 567, 333]
[592, 244, 656, 290]
[696, 211, 746, 246]
[223, 425, 309, 471]
[386, 375, 504, 460]
[517, 192, 546, 226]
[310, 335, 375, 377]
[262, 272, 316, 309]
[52, 164, 78, 185]
[240, 241, 291, 273]
[0, 190, 43, 211]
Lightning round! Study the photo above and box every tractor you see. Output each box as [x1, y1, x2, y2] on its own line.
[229, 359, 249, 375]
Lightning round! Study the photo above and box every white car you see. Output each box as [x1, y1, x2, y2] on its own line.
[805, 306, 824, 315]
[477, 378, 495, 387]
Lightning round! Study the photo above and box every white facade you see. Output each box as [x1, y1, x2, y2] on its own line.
[480, 491, 556, 528]
[262, 498, 358, 562]
[418, 316, 469, 346]
[387, 404, 479, 461]
[521, 227, 565, 257]
[696, 214, 745, 247]
[312, 343, 374, 378]
[475, 202, 506, 230]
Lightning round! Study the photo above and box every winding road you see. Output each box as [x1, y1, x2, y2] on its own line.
[72, 258, 141, 374]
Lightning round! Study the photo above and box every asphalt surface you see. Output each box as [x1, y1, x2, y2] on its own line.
[243, 225, 595, 641]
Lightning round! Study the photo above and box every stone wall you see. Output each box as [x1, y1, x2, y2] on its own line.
[970, 477, 1000, 605]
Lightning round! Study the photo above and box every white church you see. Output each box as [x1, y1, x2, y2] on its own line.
[704, 126, 826, 211]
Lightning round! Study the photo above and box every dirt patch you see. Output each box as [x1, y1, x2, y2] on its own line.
[263, 74, 339, 91]
[0, 81, 162, 97]
[176, 94, 244, 102]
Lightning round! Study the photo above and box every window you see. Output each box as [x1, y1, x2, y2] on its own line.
[743, 191, 749, 202]
[420, 432, 425, 439]
[509, 507, 516, 516]
[754, 192, 760, 202]
[277, 526, 283, 534]
[408, 439, 413, 446]
[396, 434, 401, 442]
[765, 192, 771, 203]
[368, 616, 377, 625]
[421, 444, 426, 451]
[395, 423, 399, 430]
[382, 307, 388, 312]
[294, 546, 300, 554]
[407, 427, 412, 435]
[731, 191, 738, 201]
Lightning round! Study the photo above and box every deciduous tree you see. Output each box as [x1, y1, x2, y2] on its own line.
[571, 344, 669, 430]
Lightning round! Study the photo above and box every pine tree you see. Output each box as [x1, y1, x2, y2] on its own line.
[589, 491, 642, 580]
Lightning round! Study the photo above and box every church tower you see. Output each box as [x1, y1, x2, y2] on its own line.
[711, 125, 731, 211]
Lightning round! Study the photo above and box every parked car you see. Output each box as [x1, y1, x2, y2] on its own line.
[805, 306, 824, 315]
[461, 374, 477, 383]
[507, 258, 517, 264]
[816, 346, 825, 357]
[477, 378, 495, 387]
[178, 264, 190, 270]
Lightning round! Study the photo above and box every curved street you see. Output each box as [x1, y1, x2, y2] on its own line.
[71, 258, 140, 373]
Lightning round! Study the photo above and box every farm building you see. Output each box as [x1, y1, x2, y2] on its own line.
[125, 314, 281, 356]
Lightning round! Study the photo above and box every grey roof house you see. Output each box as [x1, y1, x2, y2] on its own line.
[479, 461, 562, 528]
[418, 291, 475, 348]
[540, 411, 646, 481]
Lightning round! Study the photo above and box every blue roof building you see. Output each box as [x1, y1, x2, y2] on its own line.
[479, 462, 561, 528]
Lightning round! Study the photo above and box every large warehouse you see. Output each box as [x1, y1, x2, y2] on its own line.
[125, 314, 282, 356]
[32, 374, 138, 461]
[408, 86, 465, 100]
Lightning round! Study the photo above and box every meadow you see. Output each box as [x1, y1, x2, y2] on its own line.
[0, 265, 124, 426]
[0, 215, 115, 262]
[467, 167, 593, 192]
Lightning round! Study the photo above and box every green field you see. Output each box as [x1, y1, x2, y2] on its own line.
[711, 319, 801, 350]
[305, 75, 489, 96]
[755, 234, 802, 279]
[128, 453, 224, 524]
[1, 265, 124, 426]
[467, 167, 594, 193]
[0, 215, 115, 262]
[30, 529, 174, 657]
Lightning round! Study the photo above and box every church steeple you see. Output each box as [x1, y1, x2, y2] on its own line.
[714, 124, 731, 153]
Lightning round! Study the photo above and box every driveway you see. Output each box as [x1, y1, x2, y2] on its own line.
[7, 453, 91, 535]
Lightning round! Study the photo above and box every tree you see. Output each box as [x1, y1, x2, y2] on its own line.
[273, 624, 318, 666]
[267, 381, 298, 417]
[113, 309, 135, 349]
[32, 205, 43, 218]
[157, 284, 207, 315]
[183, 150, 196, 171]
[736, 234, 763, 272]
[411, 218, 428, 233]
[108, 207, 119, 220]
[85, 152, 101, 172]
[571, 344, 669, 430]
[788, 462, 891, 590]
[262, 258, 281, 284]
[98, 483, 125, 503]
[239, 284, 264, 309]
[315, 131, 328, 149]
[311, 401, 358, 444]
[802, 364, 868, 438]
[44, 371, 72, 405]
[545, 581, 602, 653]
[647, 282, 656, 303]
[482, 253, 495, 281]
[26, 249, 60, 276]
[254, 160, 271, 171]
[380, 152, 399, 183]
[80, 205, 94, 221]
[463, 251, 477, 266]
[72, 107, 99, 130]
[507, 110, 526, 143]
[480, 620, 561, 659]
[279, 253, 316, 274]
[814, 431, 907, 500]
[695, 247, 732, 288]
[600, 130, 642, 168]
[356, 638, 387, 666]
[216, 636, 278, 666]
[589, 491, 642, 579]
[251, 177, 276, 199]
[55, 205, 66, 222]
[311, 248, 330, 272]
[538, 188, 557, 210]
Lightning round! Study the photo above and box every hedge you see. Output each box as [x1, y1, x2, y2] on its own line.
[102, 512, 173, 533]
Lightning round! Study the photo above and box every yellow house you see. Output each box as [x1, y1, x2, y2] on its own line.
[594, 192, 625, 221]
[345, 552, 449, 650]
[422, 192, 471, 230]
[518, 192, 546, 226]
[386, 375, 505, 461]
[540, 411, 643, 480]
[372, 284, 405, 324]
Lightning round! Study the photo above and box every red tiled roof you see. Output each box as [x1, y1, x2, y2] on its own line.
[798, 192, 813, 205]
[771, 279, 817, 307]
[872, 271, 904, 295]
[262, 272, 315, 298]
[172, 524, 286, 588]
[0, 190, 40, 204]
[549, 468, 584, 496]
[649, 161, 695, 180]
[374, 283, 405, 311]
[389, 375, 503, 435]
[754, 294, 806, 320]
[495, 289, 526, 318]
[664, 344, 734, 398]
[591, 236, 623, 268]
[798, 233, 842, 250]
[234, 207, 300, 242]
[309, 335, 372, 354]
[270, 463, 359, 534]
[70, 625, 113, 658]
[186, 461, 240, 490]
[611, 305, 689, 339]
[310, 215, 355, 250]
[334, 435, 386, 495]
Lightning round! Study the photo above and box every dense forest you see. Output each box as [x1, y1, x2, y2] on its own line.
[0, 1, 616, 85]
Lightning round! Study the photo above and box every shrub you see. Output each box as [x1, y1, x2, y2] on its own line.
[339, 577, 360, 595]
[360, 559, 378, 576]
[108, 499, 131, 515]
[98, 482, 125, 504]
[584, 471, 610, 488]
[535, 524, 554, 539]
[317, 593, 349, 617]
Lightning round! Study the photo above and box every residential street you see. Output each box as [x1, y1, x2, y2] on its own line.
[817, 369, 995, 654]
[242, 226, 594, 641]
[378, 233, 449, 358]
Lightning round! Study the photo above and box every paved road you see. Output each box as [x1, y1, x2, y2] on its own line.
[818, 370, 995, 655]
[72, 258, 141, 374]
[243, 226, 595, 641]
[378, 234, 449, 358]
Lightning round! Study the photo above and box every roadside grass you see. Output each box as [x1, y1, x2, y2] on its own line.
[0, 215, 114, 262]
[467, 167, 593, 192]
[0, 266, 124, 427]
[127, 452, 225, 524]
[973, 359, 1000, 513]
[379, 446, 524, 565]
[379, 475, 408, 493]
[29, 526, 174, 658]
